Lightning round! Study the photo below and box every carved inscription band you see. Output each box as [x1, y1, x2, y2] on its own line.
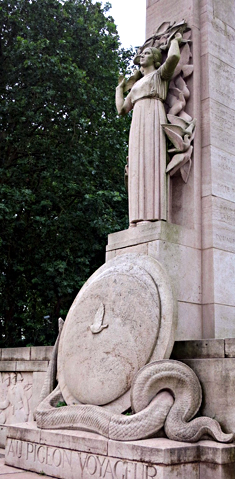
[7, 439, 158, 479]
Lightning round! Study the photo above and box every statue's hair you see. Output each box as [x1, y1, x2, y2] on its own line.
[148, 47, 162, 68]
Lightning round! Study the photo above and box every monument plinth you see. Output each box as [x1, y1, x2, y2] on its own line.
[5, 423, 235, 479]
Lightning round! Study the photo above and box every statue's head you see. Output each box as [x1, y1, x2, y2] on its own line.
[134, 45, 162, 69]
[138, 47, 162, 70]
[148, 47, 162, 68]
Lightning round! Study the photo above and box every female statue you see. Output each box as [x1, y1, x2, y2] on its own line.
[116, 34, 182, 226]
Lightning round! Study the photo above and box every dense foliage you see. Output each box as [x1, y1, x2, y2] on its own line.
[0, 0, 132, 346]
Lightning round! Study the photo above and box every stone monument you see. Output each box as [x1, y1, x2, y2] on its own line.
[5, 0, 235, 478]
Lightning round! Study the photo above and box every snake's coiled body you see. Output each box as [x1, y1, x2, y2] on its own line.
[36, 360, 233, 443]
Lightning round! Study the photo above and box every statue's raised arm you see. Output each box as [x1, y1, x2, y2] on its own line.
[160, 33, 182, 81]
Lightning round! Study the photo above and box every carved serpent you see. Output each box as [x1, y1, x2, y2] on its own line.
[35, 360, 233, 443]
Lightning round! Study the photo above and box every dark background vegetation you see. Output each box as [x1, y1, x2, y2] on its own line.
[0, 0, 133, 346]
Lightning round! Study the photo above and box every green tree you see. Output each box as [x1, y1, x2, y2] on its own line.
[0, 0, 132, 346]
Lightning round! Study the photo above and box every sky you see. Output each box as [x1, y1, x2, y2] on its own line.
[106, 0, 146, 49]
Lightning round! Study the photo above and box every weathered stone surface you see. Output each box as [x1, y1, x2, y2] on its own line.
[146, 0, 199, 38]
[200, 463, 235, 479]
[108, 436, 199, 464]
[202, 304, 235, 342]
[30, 347, 53, 362]
[1, 348, 30, 361]
[225, 339, 235, 358]
[202, 147, 235, 207]
[201, 55, 235, 111]
[201, 13, 235, 67]
[0, 348, 52, 447]
[106, 221, 198, 252]
[31, 372, 48, 419]
[16, 361, 49, 372]
[213, 0, 235, 29]
[203, 248, 235, 307]
[176, 302, 202, 341]
[214, 304, 235, 338]
[0, 360, 49, 373]
[7, 422, 41, 444]
[39, 428, 108, 456]
[0, 372, 33, 428]
[202, 99, 235, 156]
[184, 358, 235, 434]
[148, 240, 201, 304]
[202, 196, 235, 254]
[171, 339, 225, 360]
[0, 361, 17, 372]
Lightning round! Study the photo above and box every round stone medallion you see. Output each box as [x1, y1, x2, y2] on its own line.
[57, 258, 161, 406]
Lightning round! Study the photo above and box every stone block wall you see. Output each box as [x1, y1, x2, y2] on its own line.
[0, 346, 52, 447]
[171, 338, 235, 434]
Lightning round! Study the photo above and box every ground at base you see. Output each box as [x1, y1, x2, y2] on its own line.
[0, 448, 54, 478]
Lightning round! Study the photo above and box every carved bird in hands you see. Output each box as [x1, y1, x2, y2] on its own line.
[166, 146, 193, 174]
[166, 146, 193, 183]
[163, 126, 191, 153]
[90, 303, 108, 334]
[167, 114, 194, 129]
[164, 117, 196, 138]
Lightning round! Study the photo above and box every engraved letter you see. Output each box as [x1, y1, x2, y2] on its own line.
[8, 440, 15, 457]
[86, 455, 97, 476]
[26, 442, 34, 460]
[77, 452, 87, 474]
[62, 449, 72, 467]
[52, 448, 62, 468]
[46, 446, 53, 466]
[37, 445, 46, 464]
[146, 465, 158, 478]
[114, 460, 128, 479]
[103, 459, 114, 478]
[97, 456, 106, 476]
[16, 440, 22, 459]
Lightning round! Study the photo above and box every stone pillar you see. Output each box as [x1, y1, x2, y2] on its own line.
[200, 0, 235, 338]
[107, 0, 235, 341]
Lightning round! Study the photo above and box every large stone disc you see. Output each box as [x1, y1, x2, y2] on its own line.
[57, 254, 176, 407]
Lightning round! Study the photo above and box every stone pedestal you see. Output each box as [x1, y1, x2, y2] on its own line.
[106, 222, 202, 341]
[5, 423, 235, 479]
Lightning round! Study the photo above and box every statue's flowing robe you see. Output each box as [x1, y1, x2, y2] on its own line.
[127, 64, 172, 224]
